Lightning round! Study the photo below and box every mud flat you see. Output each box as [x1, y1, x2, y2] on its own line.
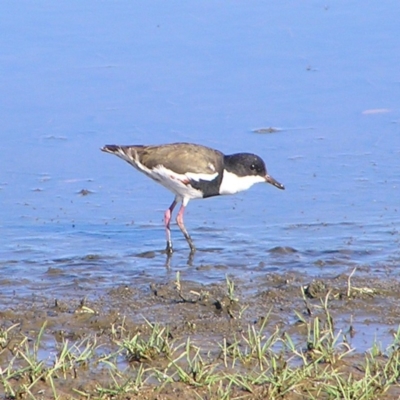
[1, 267, 400, 399]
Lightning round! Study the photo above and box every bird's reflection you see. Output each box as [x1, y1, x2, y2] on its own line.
[164, 249, 195, 268]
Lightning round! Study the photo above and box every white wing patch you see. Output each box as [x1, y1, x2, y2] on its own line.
[186, 171, 218, 182]
[133, 162, 205, 199]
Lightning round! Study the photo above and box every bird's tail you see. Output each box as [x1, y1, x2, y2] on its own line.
[101, 144, 123, 154]
[101, 144, 143, 165]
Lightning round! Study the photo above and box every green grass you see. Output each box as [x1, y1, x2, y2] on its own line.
[1, 280, 400, 399]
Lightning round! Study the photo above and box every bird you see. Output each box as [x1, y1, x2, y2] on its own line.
[101, 142, 284, 253]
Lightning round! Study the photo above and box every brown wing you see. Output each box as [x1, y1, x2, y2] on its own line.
[136, 143, 224, 175]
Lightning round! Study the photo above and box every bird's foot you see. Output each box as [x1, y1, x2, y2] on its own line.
[165, 241, 173, 254]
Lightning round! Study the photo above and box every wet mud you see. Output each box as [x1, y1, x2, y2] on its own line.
[1, 267, 400, 399]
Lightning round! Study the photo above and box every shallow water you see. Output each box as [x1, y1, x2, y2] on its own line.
[1, 0, 399, 325]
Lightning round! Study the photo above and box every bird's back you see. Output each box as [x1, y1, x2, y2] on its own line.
[102, 143, 224, 176]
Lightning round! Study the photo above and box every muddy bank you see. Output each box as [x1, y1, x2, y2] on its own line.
[2, 268, 400, 340]
[1, 268, 400, 399]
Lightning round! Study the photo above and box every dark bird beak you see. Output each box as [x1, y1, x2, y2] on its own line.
[265, 174, 285, 190]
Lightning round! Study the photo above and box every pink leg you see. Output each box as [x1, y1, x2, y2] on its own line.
[176, 203, 196, 253]
[164, 198, 177, 253]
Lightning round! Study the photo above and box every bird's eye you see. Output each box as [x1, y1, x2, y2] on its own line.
[250, 164, 256, 170]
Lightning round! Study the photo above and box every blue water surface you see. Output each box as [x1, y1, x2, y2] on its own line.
[0, 1, 399, 298]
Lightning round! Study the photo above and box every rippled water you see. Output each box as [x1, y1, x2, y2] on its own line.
[1, 0, 399, 302]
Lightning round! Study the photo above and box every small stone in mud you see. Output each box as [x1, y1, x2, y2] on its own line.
[83, 254, 101, 260]
[268, 246, 298, 254]
[78, 189, 92, 196]
[46, 267, 63, 275]
[304, 280, 328, 299]
[108, 285, 135, 299]
[253, 127, 282, 134]
[136, 251, 156, 259]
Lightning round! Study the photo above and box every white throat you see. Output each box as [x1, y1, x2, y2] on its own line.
[219, 170, 265, 195]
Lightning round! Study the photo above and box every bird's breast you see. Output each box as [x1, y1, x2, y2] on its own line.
[219, 170, 266, 195]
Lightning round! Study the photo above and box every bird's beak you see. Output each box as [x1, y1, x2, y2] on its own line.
[265, 174, 285, 190]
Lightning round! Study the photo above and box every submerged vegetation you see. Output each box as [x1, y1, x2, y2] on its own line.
[1, 271, 400, 399]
